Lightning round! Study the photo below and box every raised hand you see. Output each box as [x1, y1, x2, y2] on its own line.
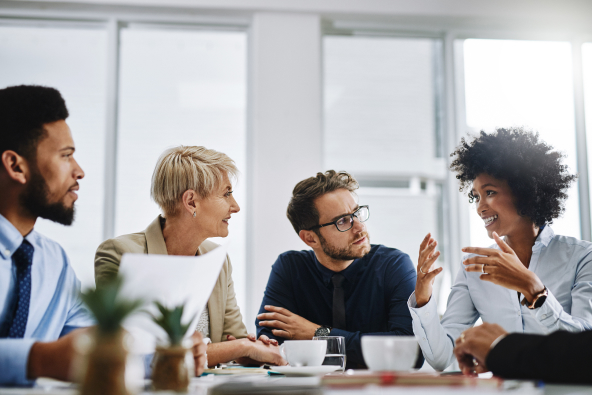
[415, 233, 443, 307]
[462, 232, 544, 303]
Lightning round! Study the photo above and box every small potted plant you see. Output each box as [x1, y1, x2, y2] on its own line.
[150, 302, 195, 392]
[80, 277, 143, 395]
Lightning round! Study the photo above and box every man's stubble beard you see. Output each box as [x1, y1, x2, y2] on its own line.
[19, 164, 76, 226]
[317, 231, 371, 261]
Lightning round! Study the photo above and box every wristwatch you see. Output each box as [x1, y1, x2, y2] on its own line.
[521, 286, 548, 309]
[314, 325, 332, 337]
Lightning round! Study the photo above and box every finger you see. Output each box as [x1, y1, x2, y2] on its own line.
[420, 251, 441, 274]
[258, 320, 288, 329]
[195, 356, 206, 375]
[227, 335, 238, 341]
[462, 256, 495, 266]
[493, 232, 514, 254]
[464, 264, 487, 273]
[264, 305, 291, 316]
[461, 247, 498, 256]
[271, 329, 291, 339]
[270, 339, 278, 346]
[420, 240, 438, 260]
[257, 312, 289, 323]
[474, 364, 488, 374]
[259, 335, 271, 345]
[479, 274, 495, 283]
[419, 233, 431, 252]
[424, 266, 443, 281]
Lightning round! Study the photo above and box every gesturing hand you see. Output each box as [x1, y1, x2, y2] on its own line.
[462, 232, 544, 303]
[257, 305, 318, 340]
[454, 323, 507, 376]
[415, 233, 443, 307]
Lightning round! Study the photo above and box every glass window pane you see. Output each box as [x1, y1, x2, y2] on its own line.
[116, 28, 247, 307]
[324, 36, 443, 174]
[463, 39, 579, 247]
[584, 43, 592, 227]
[0, 25, 107, 289]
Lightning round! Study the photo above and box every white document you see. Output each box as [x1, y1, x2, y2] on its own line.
[118, 241, 228, 354]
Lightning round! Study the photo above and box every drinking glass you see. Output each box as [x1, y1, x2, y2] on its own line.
[312, 336, 346, 371]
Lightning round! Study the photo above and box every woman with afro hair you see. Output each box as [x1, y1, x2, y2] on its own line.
[407, 127, 592, 372]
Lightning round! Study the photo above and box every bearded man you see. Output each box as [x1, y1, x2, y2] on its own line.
[256, 170, 421, 369]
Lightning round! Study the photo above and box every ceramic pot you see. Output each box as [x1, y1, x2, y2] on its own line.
[152, 345, 190, 392]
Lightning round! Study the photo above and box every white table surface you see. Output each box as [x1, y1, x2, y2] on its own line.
[0, 375, 590, 395]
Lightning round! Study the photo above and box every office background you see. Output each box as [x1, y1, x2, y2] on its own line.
[0, 0, 591, 333]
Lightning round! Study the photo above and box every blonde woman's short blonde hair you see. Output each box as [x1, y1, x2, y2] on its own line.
[151, 146, 238, 216]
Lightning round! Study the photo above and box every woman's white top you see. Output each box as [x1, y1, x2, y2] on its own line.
[408, 226, 592, 370]
[196, 305, 210, 339]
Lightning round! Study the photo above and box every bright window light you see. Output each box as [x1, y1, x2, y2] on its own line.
[116, 28, 247, 308]
[583, 43, 592, 228]
[463, 39, 579, 247]
[0, 25, 108, 289]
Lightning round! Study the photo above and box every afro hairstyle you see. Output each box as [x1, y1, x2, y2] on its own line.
[449, 127, 576, 227]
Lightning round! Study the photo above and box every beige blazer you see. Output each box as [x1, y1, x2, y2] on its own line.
[94, 216, 248, 343]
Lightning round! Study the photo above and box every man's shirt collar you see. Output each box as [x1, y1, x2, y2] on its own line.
[0, 214, 25, 260]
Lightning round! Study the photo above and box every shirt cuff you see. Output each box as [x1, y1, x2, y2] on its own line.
[0, 338, 37, 386]
[489, 334, 507, 351]
[529, 288, 563, 327]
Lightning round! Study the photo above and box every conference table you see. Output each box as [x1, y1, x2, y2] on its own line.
[1, 374, 591, 395]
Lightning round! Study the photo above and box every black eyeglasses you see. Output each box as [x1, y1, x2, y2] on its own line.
[308, 205, 370, 232]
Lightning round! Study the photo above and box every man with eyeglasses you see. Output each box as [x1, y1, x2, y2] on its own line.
[256, 170, 421, 369]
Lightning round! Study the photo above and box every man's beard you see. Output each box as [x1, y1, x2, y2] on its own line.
[318, 231, 370, 261]
[20, 165, 76, 226]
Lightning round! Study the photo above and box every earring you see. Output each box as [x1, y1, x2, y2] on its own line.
[193, 211, 196, 218]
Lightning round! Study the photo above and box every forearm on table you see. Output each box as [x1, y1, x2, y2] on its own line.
[205, 340, 247, 367]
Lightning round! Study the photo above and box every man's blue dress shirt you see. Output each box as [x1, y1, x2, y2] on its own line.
[256, 244, 419, 369]
[0, 214, 93, 386]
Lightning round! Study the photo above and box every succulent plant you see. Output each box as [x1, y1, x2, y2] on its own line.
[81, 277, 143, 335]
[151, 302, 195, 346]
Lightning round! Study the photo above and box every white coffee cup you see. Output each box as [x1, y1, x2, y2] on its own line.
[361, 336, 419, 371]
[280, 340, 327, 367]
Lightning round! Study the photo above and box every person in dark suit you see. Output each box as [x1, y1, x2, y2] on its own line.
[454, 322, 592, 384]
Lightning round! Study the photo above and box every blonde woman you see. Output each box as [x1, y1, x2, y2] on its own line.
[95, 146, 285, 367]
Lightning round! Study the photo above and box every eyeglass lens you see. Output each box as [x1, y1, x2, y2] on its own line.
[335, 206, 369, 231]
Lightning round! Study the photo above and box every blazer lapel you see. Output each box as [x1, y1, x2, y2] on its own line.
[199, 243, 224, 342]
[145, 216, 168, 255]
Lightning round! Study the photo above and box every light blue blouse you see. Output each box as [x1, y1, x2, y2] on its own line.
[0, 214, 93, 386]
[408, 226, 592, 370]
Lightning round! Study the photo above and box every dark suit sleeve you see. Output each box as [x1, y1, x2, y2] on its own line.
[333, 253, 422, 369]
[487, 330, 592, 384]
[255, 256, 297, 340]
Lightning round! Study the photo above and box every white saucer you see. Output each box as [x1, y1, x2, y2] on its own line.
[271, 365, 340, 376]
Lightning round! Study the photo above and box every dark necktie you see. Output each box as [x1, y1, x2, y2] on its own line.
[332, 273, 346, 329]
[1, 240, 34, 338]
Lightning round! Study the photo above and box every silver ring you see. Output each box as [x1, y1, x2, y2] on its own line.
[481, 264, 486, 274]
[419, 267, 426, 274]
[460, 333, 465, 343]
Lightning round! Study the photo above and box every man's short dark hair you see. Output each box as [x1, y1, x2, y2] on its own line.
[287, 170, 359, 234]
[0, 85, 69, 161]
[450, 127, 577, 227]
